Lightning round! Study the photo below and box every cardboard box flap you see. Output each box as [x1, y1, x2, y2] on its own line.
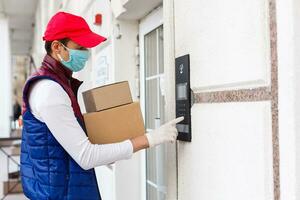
[82, 81, 133, 112]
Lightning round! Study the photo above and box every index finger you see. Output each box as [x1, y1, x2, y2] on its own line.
[167, 116, 184, 125]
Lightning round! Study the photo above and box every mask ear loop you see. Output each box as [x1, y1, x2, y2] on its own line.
[57, 54, 64, 62]
[57, 42, 70, 62]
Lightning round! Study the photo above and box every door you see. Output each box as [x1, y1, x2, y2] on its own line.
[139, 7, 166, 200]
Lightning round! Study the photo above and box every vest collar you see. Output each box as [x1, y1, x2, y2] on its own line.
[41, 54, 83, 94]
[42, 54, 73, 81]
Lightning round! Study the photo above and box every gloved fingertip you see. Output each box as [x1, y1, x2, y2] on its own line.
[172, 116, 184, 124]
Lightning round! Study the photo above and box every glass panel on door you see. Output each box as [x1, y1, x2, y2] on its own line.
[144, 25, 166, 200]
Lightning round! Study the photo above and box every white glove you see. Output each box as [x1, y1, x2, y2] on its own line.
[145, 117, 184, 148]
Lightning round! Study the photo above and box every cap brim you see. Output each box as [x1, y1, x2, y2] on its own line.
[71, 32, 107, 48]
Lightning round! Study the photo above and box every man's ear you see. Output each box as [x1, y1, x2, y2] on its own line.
[51, 40, 62, 54]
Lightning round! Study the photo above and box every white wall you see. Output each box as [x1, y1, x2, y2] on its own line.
[174, 0, 273, 199]
[113, 20, 139, 99]
[0, 16, 12, 198]
[31, 0, 49, 66]
[179, 102, 273, 199]
[0, 17, 12, 138]
[175, 0, 271, 93]
[294, 0, 300, 198]
[163, 0, 178, 199]
[276, 0, 298, 199]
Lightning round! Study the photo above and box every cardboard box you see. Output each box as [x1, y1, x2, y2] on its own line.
[84, 102, 145, 144]
[82, 81, 132, 112]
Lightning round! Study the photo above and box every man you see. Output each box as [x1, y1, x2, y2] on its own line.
[20, 12, 183, 200]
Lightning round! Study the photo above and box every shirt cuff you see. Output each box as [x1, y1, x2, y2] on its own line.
[122, 139, 134, 159]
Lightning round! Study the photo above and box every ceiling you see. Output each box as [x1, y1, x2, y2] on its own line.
[118, 0, 162, 20]
[0, 0, 38, 55]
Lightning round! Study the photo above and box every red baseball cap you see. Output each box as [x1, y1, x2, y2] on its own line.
[43, 12, 107, 48]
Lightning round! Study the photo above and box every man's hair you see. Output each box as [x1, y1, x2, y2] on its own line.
[44, 38, 70, 54]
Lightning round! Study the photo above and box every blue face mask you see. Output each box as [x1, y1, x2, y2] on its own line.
[57, 44, 91, 72]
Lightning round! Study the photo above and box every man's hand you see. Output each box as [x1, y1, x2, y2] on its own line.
[145, 116, 184, 148]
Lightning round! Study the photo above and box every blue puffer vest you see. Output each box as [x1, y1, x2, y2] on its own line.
[20, 55, 102, 200]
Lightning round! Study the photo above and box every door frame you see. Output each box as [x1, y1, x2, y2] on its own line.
[139, 6, 163, 200]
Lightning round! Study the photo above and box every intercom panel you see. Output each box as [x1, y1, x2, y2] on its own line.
[175, 54, 192, 142]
